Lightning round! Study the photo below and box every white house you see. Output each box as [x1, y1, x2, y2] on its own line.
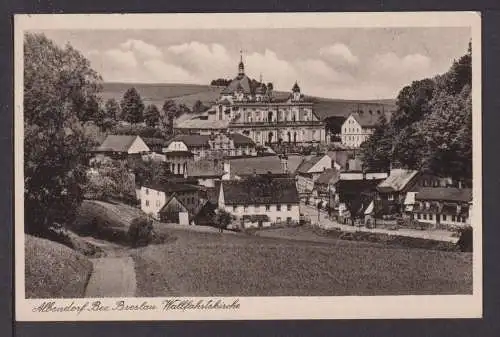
[410, 187, 473, 229]
[341, 110, 388, 148]
[218, 176, 300, 228]
[140, 183, 201, 220]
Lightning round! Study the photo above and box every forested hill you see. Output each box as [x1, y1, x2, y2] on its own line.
[100, 82, 396, 120]
[360, 43, 472, 184]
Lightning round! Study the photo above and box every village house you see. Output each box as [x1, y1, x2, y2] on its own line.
[140, 182, 202, 221]
[163, 133, 257, 161]
[410, 187, 473, 229]
[311, 168, 340, 207]
[186, 159, 224, 187]
[218, 175, 300, 228]
[376, 169, 420, 206]
[92, 135, 151, 163]
[295, 154, 340, 201]
[341, 109, 391, 148]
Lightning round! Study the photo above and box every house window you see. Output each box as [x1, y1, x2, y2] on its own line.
[276, 204, 281, 211]
[145, 188, 149, 195]
[442, 214, 447, 221]
[452, 215, 456, 222]
[429, 214, 433, 220]
[287, 217, 292, 222]
[243, 205, 248, 212]
[233, 205, 237, 212]
[145, 200, 149, 206]
[417, 213, 421, 219]
[265, 205, 270, 211]
[423, 214, 427, 220]
[287, 204, 292, 211]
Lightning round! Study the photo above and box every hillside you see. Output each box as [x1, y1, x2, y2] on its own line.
[100, 82, 396, 120]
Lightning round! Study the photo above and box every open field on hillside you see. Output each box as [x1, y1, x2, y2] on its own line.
[100, 82, 396, 118]
[132, 227, 472, 297]
[25, 235, 93, 298]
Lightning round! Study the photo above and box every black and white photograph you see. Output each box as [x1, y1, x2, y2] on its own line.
[15, 12, 482, 320]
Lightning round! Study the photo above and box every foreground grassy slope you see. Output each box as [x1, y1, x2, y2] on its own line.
[25, 235, 93, 298]
[100, 82, 396, 118]
[133, 228, 472, 297]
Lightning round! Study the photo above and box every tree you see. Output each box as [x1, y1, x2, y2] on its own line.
[160, 99, 177, 135]
[213, 208, 234, 233]
[120, 87, 144, 123]
[144, 104, 160, 127]
[24, 33, 102, 235]
[104, 98, 120, 120]
[359, 114, 392, 172]
[192, 100, 208, 114]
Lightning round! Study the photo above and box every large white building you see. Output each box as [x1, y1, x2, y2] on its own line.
[176, 54, 327, 145]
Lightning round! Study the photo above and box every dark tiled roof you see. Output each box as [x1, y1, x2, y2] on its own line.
[164, 151, 194, 157]
[168, 134, 210, 147]
[96, 135, 139, 153]
[144, 182, 200, 194]
[415, 187, 472, 203]
[225, 74, 252, 94]
[315, 168, 340, 185]
[296, 155, 326, 174]
[351, 111, 389, 128]
[228, 133, 256, 145]
[228, 156, 284, 176]
[222, 177, 299, 205]
[336, 179, 385, 199]
[142, 137, 169, 147]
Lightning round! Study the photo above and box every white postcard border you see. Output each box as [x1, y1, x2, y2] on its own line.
[14, 12, 482, 321]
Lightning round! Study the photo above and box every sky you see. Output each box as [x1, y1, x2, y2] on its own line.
[36, 27, 471, 100]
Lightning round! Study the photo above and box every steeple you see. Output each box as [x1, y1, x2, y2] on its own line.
[238, 49, 245, 76]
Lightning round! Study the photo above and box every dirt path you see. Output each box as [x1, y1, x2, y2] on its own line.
[85, 256, 137, 297]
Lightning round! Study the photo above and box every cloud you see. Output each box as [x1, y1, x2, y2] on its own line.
[120, 39, 163, 59]
[320, 43, 359, 65]
[166, 42, 232, 76]
[103, 49, 137, 68]
[370, 52, 431, 78]
[143, 59, 198, 83]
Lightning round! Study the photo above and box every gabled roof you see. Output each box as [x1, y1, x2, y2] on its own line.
[228, 133, 255, 146]
[96, 135, 139, 153]
[168, 134, 211, 147]
[222, 177, 299, 205]
[159, 193, 189, 214]
[315, 168, 340, 185]
[349, 111, 386, 128]
[336, 178, 385, 198]
[415, 187, 472, 203]
[228, 156, 284, 177]
[377, 169, 419, 193]
[296, 155, 327, 174]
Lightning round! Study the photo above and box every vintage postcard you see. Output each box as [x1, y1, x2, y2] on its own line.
[15, 12, 482, 321]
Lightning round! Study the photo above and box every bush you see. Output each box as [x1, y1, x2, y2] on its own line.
[128, 216, 154, 247]
[456, 226, 473, 252]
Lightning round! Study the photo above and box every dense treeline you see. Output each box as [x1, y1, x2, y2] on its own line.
[360, 43, 472, 185]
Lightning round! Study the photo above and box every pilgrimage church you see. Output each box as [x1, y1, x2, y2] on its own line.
[176, 53, 328, 146]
